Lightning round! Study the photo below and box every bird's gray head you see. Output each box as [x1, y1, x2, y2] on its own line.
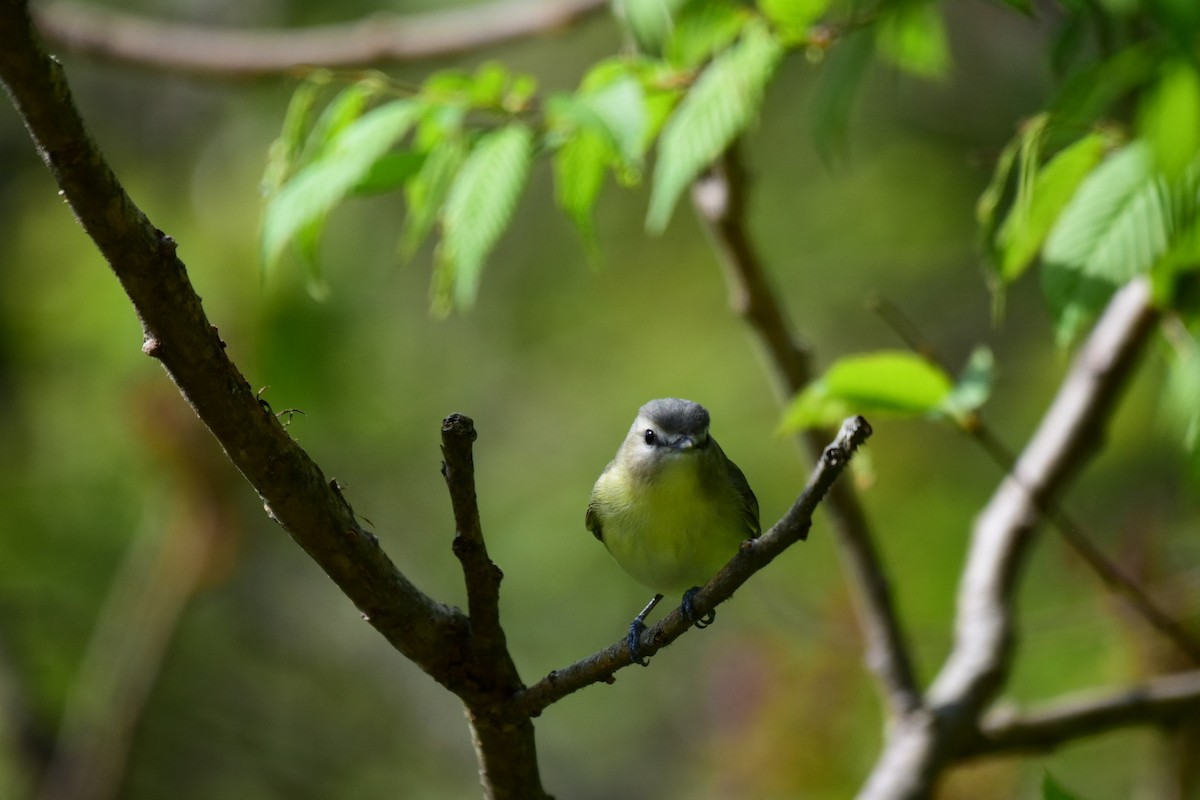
[622, 399, 712, 470]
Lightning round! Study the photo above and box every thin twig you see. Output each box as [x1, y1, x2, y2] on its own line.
[960, 669, 1200, 757]
[691, 145, 923, 718]
[872, 296, 1200, 666]
[515, 416, 874, 717]
[858, 277, 1160, 800]
[33, 0, 608, 79]
[442, 414, 507, 660]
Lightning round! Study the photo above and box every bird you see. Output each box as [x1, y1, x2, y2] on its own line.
[586, 398, 760, 665]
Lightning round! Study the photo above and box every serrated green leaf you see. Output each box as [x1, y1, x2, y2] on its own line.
[875, 2, 951, 80]
[779, 351, 955, 432]
[298, 82, 378, 168]
[666, 0, 752, 69]
[262, 78, 324, 196]
[554, 128, 611, 249]
[647, 21, 783, 232]
[1138, 61, 1200, 179]
[997, 131, 1110, 282]
[758, 0, 832, 43]
[437, 124, 533, 311]
[582, 76, 649, 168]
[400, 139, 467, 262]
[261, 99, 421, 277]
[616, 0, 685, 52]
[1042, 771, 1081, 800]
[1041, 142, 1170, 343]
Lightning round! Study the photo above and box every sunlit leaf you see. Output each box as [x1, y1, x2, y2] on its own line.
[875, 2, 951, 80]
[647, 20, 783, 232]
[1137, 61, 1200, 178]
[400, 139, 467, 262]
[437, 124, 533, 311]
[554, 128, 610, 248]
[262, 76, 325, 195]
[779, 351, 955, 432]
[666, 0, 752, 68]
[1042, 142, 1169, 343]
[615, 0, 685, 52]
[997, 131, 1110, 282]
[298, 81, 378, 167]
[261, 99, 421, 278]
[758, 0, 832, 43]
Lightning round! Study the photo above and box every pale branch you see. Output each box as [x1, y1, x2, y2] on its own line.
[514, 415, 873, 717]
[959, 670, 1200, 757]
[858, 277, 1160, 800]
[691, 146, 922, 718]
[0, 0, 475, 696]
[33, 0, 608, 79]
[872, 296, 1200, 666]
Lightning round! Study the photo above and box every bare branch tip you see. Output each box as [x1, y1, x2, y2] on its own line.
[442, 412, 477, 442]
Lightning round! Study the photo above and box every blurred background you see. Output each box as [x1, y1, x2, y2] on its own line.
[2, 0, 1199, 797]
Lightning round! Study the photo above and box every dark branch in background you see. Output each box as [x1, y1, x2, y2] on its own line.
[515, 416, 873, 717]
[872, 296, 1200, 667]
[33, 0, 608, 79]
[690, 146, 923, 719]
[859, 277, 1161, 800]
[961, 669, 1200, 757]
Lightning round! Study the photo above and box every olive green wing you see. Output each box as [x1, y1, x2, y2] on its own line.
[726, 456, 761, 538]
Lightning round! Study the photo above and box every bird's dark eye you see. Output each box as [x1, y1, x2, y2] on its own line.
[643, 429, 656, 445]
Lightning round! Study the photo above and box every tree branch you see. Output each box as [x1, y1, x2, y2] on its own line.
[0, 0, 474, 695]
[872, 297, 1200, 667]
[33, 0, 608, 79]
[691, 146, 923, 719]
[960, 670, 1200, 757]
[858, 277, 1160, 799]
[515, 415, 873, 717]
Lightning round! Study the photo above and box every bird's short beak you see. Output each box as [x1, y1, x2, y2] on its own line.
[674, 436, 696, 450]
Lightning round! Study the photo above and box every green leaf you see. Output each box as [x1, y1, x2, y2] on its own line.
[809, 27, 873, 161]
[399, 139, 467, 262]
[352, 151, 426, 196]
[758, 0, 832, 43]
[554, 128, 610, 248]
[436, 124, 533, 312]
[941, 347, 995, 424]
[875, 2, 951, 80]
[261, 99, 421, 277]
[1042, 771, 1081, 800]
[1163, 323, 1200, 455]
[1042, 142, 1169, 343]
[666, 0, 752, 69]
[262, 76, 325, 196]
[997, 131, 1110, 282]
[1138, 61, 1200, 179]
[616, 0, 685, 52]
[779, 351, 955, 432]
[1049, 44, 1157, 139]
[647, 21, 783, 232]
[297, 81, 378, 167]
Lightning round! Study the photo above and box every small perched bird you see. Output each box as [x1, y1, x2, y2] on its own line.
[587, 398, 760, 665]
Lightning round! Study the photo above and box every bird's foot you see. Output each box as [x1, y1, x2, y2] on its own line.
[627, 619, 650, 666]
[682, 587, 716, 629]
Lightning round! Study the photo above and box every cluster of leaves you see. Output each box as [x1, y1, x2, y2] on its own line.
[261, 0, 957, 313]
[783, 1, 1200, 468]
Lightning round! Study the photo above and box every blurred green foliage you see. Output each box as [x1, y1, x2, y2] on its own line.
[2, 0, 1200, 799]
